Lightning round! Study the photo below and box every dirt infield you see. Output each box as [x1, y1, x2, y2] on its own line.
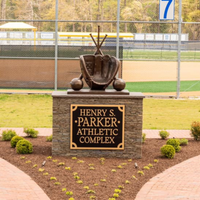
[0, 61, 199, 98]
[123, 61, 200, 82]
[122, 61, 200, 97]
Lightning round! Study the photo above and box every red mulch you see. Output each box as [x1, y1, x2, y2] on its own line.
[0, 137, 200, 200]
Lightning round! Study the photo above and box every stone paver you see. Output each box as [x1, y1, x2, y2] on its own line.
[0, 158, 50, 200]
[135, 155, 200, 200]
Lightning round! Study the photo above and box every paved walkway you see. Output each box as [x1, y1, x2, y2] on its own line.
[0, 128, 192, 138]
[0, 89, 53, 95]
[0, 158, 50, 200]
[135, 155, 200, 200]
[144, 129, 192, 139]
[0, 128, 197, 200]
[0, 128, 52, 137]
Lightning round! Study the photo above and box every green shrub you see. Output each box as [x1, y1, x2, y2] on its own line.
[179, 138, 188, 146]
[10, 136, 24, 148]
[24, 128, 38, 138]
[166, 138, 181, 152]
[160, 145, 175, 159]
[16, 139, 33, 154]
[190, 121, 200, 140]
[46, 134, 52, 142]
[176, 146, 181, 152]
[142, 133, 146, 143]
[1, 130, 17, 141]
[159, 130, 170, 140]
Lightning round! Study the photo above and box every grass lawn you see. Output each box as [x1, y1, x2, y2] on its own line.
[125, 80, 200, 93]
[0, 94, 199, 130]
[143, 99, 200, 129]
[123, 50, 200, 60]
[1, 80, 199, 94]
[0, 94, 52, 128]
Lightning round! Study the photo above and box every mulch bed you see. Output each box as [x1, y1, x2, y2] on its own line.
[0, 137, 200, 200]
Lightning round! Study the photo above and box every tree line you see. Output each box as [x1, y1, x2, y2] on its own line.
[0, 0, 200, 39]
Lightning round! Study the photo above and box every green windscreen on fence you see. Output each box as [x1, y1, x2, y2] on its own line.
[0, 45, 123, 59]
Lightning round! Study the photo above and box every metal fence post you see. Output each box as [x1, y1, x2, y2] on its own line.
[116, 0, 120, 59]
[177, 0, 182, 99]
[54, 0, 58, 91]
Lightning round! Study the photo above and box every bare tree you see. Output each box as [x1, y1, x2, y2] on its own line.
[1, 0, 6, 19]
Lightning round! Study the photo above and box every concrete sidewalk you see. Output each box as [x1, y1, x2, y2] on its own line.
[0, 128, 52, 137]
[0, 128, 192, 139]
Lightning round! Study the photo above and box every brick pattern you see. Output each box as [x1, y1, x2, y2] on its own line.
[52, 91, 144, 158]
[0, 158, 50, 200]
[135, 155, 200, 200]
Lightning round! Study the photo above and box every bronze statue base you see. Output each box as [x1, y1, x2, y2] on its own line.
[67, 89, 129, 95]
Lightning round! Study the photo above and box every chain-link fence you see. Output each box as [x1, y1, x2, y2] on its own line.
[0, 18, 199, 94]
[0, 21, 200, 61]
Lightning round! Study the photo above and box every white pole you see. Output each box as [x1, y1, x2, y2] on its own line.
[177, 0, 182, 98]
[116, 0, 120, 59]
[55, 0, 58, 91]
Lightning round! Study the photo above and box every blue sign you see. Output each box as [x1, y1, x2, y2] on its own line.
[159, 0, 175, 20]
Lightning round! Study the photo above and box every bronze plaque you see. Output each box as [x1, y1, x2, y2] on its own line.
[70, 104, 125, 150]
